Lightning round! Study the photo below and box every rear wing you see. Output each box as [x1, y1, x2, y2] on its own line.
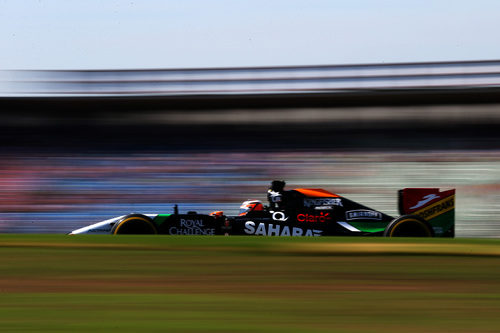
[398, 188, 455, 237]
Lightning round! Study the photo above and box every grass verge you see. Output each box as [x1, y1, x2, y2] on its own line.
[1, 235, 500, 332]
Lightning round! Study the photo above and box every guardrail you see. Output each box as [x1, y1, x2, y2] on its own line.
[2, 60, 500, 96]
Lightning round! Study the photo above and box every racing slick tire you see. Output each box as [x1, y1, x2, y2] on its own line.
[383, 215, 434, 237]
[111, 214, 158, 235]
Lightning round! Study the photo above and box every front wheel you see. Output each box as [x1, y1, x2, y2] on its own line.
[383, 215, 434, 237]
[111, 214, 158, 235]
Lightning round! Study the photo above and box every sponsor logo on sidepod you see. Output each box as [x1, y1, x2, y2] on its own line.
[297, 212, 331, 223]
[272, 211, 289, 221]
[169, 218, 215, 235]
[244, 221, 322, 236]
[345, 210, 382, 221]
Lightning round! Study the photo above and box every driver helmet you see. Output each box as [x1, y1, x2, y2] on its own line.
[209, 211, 224, 218]
[239, 200, 264, 216]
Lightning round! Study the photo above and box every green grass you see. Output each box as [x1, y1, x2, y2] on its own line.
[1, 235, 500, 332]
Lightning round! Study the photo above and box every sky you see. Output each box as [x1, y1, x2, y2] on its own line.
[1, 0, 500, 70]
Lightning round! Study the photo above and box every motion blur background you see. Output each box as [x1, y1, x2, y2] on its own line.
[2, 1, 500, 236]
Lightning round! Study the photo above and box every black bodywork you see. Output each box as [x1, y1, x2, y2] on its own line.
[157, 189, 394, 237]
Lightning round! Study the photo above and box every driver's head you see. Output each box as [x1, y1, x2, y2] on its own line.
[239, 200, 264, 216]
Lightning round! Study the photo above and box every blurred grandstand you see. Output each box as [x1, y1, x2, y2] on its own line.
[3, 59, 500, 97]
[0, 60, 500, 236]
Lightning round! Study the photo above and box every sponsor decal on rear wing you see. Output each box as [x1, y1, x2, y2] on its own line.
[413, 195, 454, 220]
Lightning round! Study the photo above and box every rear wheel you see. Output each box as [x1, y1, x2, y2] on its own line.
[111, 214, 158, 235]
[383, 215, 434, 237]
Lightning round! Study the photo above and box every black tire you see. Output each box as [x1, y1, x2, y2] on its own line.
[383, 215, 434, 237]
[111, 214, 158, 235]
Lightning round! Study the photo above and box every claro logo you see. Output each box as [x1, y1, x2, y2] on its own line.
[297, 212, 331, 223]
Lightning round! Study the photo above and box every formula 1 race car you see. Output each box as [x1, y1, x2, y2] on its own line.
[69, 181, 455, 237]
